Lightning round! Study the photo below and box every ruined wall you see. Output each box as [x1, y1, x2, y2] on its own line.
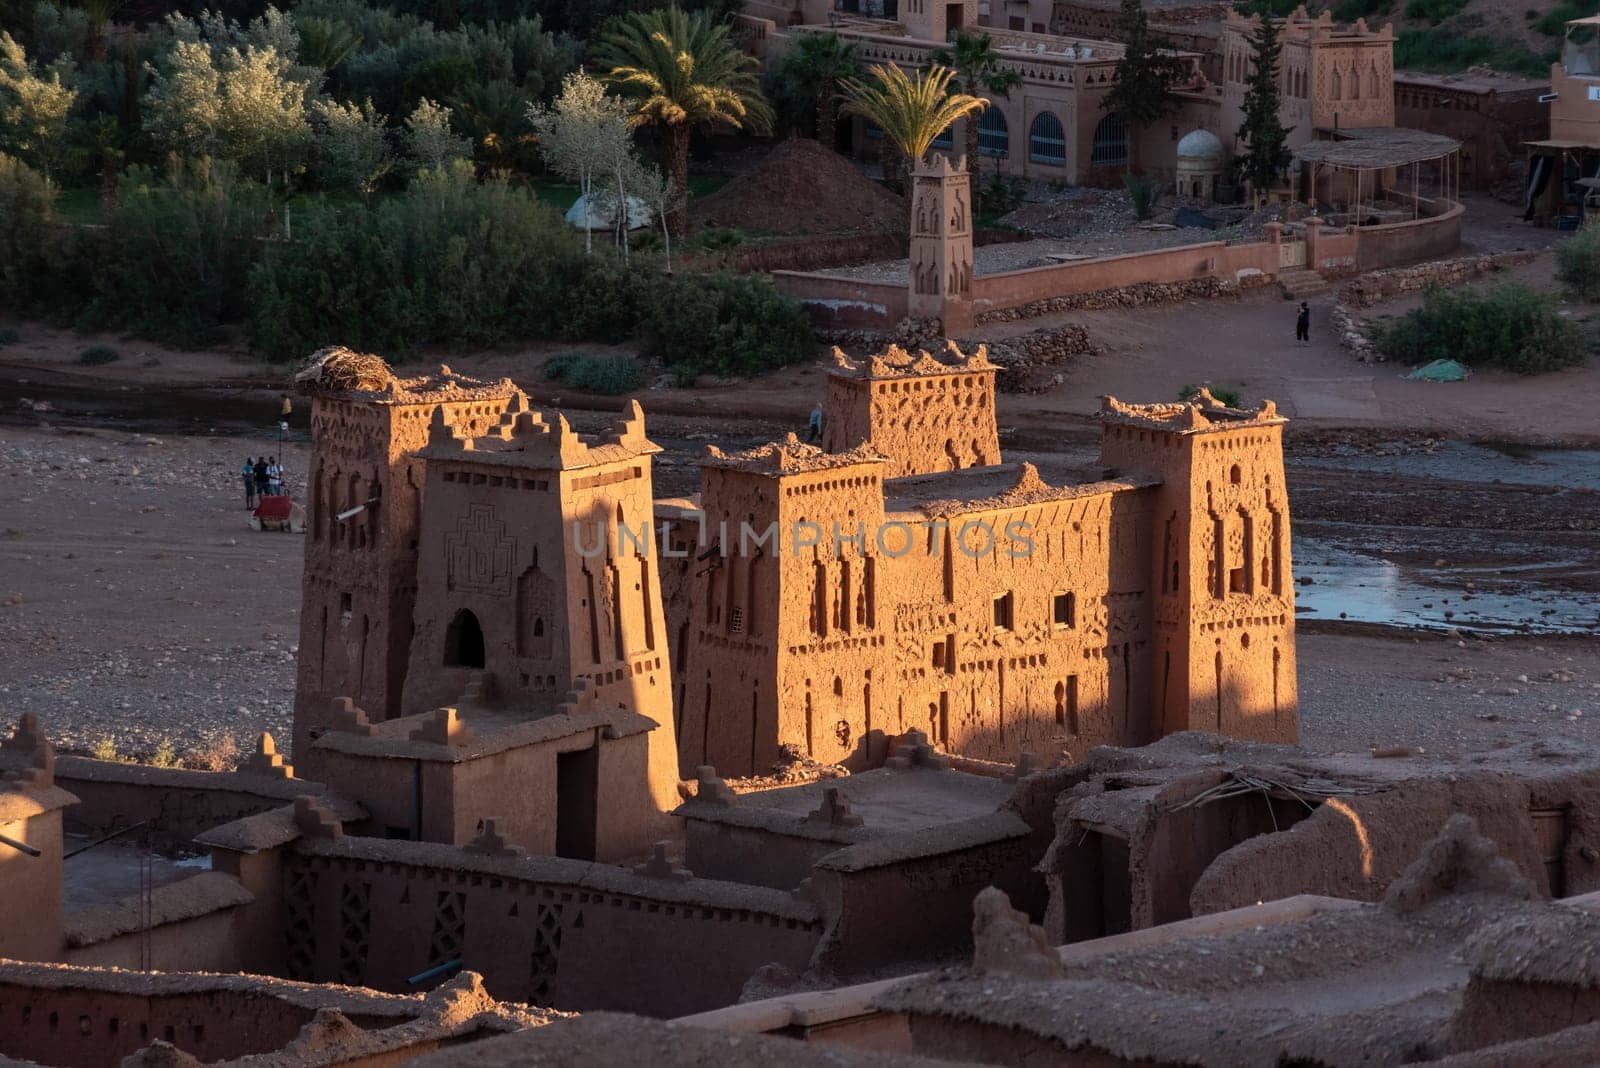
[53, 757, 314, 848]
[0, 968, 424, 1067]
[806, 815, 1037, 976]
[1188, 769, 1600, 913]
[279, 838, 822, 1017]
[1394, 79, 1548, 190]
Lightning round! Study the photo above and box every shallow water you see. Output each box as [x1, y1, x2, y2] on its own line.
[1294, 440, 1600, 493]
[1293, 538, 1600, 636]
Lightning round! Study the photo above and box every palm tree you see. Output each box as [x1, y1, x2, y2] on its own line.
[777, 30, 858, 148]
[931, 32, 1020, 191]
[594, 6, 773, 236]
[839, 63, 986, 195]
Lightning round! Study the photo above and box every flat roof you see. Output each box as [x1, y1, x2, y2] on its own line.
[311, 702, 658, 763]
[1296, 128, 1461, 168]
[1394, 69, 1550, 93]
[677, 764, 1015, 846]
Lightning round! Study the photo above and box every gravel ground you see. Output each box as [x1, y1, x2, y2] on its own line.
[0, 426, 306, 762]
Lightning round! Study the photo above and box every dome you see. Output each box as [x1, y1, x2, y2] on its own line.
[1176, 129, 1225, 162]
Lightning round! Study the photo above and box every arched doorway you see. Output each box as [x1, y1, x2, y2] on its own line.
[445, 609, 485, 668]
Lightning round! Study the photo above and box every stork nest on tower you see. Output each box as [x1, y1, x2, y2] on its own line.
[294, 346, 395, 394]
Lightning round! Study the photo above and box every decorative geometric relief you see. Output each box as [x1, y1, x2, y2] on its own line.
[528, 903, 563, 1006]
[446, 504, 515, 594]
[285, 868, 318, 981]
[337, 881, 372, 985]
[429, 890, 467, 967]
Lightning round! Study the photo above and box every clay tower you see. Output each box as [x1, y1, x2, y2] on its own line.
[292, 355, 519, 758]
[399, 397, 681, 810]
[673, 437, 889, 777]
[907, 154, 976, 334]
[1099, 393, 1298, 742]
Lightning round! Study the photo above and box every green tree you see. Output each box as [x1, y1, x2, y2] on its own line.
[0, 152, 59, 312]
[293, 15, 363, 76]
[1234, 11, 1291, 196]
[403, 97, 471, 175]
[451, 78, 536, 171]
[311, 97, 391, 194]
[0, 32, 77, 178]
[146, 37, 311, 184]
[594, 6, 772, 235]
[1102, 0, 1188, 170]
[528, 68, 632, 254]
[776, 30, 857, 148]
[931, 31, 1019, 185]
[838, 62, 985, 194]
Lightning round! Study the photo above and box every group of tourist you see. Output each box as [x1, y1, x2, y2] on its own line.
[242, 456, 286, 508]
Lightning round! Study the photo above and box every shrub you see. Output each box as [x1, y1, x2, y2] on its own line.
[87, 160, 273, 347]
[1179, 383, 1241, 407]
[641, 271, 815, 380]
[248, 164, 583, 359]
[78, 344, 120, 364]
[0, 327, 19, 345]
[1124, 173, 1162, 221]
[90, 736, 121, 762]
[0, 153, 59, 314]
[1392, 28, 1554, 78]
[543, 352, 643, 395]
[1557, 222, 1600, 301]
[147, 739, 179, 768]
[1371, 283, 1586, 375]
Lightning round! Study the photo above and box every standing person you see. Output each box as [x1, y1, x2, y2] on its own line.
[266, 456, 283, 496]
[253, 457, 269, 500]
[241, 458, 258, 509]
[807, 403, 824, 444]
[1296, 302, 1311, 346]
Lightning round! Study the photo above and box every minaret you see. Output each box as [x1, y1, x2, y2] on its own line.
[907, 154, 976, 335]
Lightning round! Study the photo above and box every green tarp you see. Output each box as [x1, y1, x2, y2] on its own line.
[1405, 359, 1470, 382]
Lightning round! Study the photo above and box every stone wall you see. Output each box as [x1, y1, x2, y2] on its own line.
[978, 324, 1098, 393]
[0, 959, 498, 1067]
[54, 757, 320, 849]
[971, 240, 1279, 317]
[771, 272, 910, 330]
[277, 836, 822, 1017]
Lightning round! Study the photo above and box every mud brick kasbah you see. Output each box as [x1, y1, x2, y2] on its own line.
[293, 342, 1296, 788]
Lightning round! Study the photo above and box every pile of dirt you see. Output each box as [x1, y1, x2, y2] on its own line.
[690, 138, 905, 235]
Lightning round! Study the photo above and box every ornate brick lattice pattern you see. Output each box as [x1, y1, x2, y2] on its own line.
[285, 869, 318, 981]
[337, 881, 372, 984]
[429, 890, 467, 967]
[529, 903, 563, 1006]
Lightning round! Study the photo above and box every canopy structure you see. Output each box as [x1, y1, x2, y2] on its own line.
[565, 193, 653, 232]
[1295, 128, 1462, 227]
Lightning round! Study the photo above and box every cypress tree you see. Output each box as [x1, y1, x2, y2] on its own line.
[1235, 12, 1293, 195]
[1102, 0, 1188, 170]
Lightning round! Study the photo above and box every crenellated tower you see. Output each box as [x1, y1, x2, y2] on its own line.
[291, 352, 519, 759]
[1098, 391, 1298, 743]
[400, 395, 681, 811]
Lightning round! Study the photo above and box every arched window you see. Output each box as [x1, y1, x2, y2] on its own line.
[1029, 111, 1066, 165]
[978, 107, 1009, 157]
[1090, 113, 1128, 168]
[931, 122, 954, 150]
[445, 609, 486, 668]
